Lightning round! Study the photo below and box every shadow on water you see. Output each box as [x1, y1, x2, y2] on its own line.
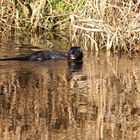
[0, 43, 140, 140]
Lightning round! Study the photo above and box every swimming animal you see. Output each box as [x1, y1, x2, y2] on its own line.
[0, 46, 83, 61]
[67, 46, 83, 61]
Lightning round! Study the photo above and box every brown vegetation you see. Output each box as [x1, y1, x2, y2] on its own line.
[1, 0, 140, 52]
[70, 0, 140, 52]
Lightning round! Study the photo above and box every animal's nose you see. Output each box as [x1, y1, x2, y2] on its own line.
[70, 54, 76, 60]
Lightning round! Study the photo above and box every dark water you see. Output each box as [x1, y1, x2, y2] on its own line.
[0, 43, 140, 140]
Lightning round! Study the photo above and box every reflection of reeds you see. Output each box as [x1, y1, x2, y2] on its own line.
[0, 54, 140, 139]
[70, 0, 140, 52]
[81, 52, 140, 139]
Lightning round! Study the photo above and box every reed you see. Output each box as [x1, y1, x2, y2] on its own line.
[1, 0, 140, 52]
[0, 0, 83, 35]
[70, 0, 140, 52]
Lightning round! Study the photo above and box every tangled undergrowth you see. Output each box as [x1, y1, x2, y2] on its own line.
[1, 0, 140, 52]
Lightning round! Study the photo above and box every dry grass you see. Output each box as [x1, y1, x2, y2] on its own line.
[70, 0, 140, 52]
[0, 0, 83, 34]
[1, 0, 140, 52]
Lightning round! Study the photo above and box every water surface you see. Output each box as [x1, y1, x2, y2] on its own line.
[0, 43, 140, 140]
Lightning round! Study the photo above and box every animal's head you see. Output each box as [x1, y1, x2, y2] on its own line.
[67, 46, 83, 61]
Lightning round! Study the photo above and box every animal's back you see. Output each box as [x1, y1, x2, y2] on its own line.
[0, 46, 83, 61]
[0, 50, 67, 61]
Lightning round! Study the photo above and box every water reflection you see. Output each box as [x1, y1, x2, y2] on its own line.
[0, 49, 140, 140]
[68, 61, 83, 72]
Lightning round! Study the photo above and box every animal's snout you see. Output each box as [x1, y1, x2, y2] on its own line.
[69, 54, 76, 60]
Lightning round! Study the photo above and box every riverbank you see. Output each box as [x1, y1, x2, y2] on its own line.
[1, 0, 140, 52]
